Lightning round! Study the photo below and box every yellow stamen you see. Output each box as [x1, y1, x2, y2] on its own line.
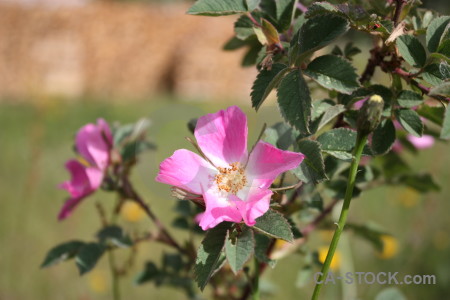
[214, 162, 247, 194]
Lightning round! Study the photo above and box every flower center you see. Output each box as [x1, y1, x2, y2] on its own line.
[214, 162, 247, 195]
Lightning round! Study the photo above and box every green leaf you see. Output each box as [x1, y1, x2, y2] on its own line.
[416, 105, 445, 126]
[421, 63, 450, 86]
[441, 105, 450, 139]
[264, 122, 298, 150]
[437, 39, 450, 57]
[396, 90, 423, 108]
[187, 0, 248, 16]
[371, 119, 396, 156]
[225, 226, 255, 274]
[135, 262, 160, 284]
[277, 69, 312, 134]
[246, 0, 260, 11]
[375, 287, 407, 300]
[251, 64, 289, 110]
[430, 81, 450, 97]
[426, 16, 450, 53]
[304, 55, 360, 94]
[41, 240, 85, 268]
[296, 14, 349, 61]
[316, 104, 346, 132]
[194, 222, 231, 290]
[234, 15, 256, 40]
[305, 1, 339, 18]
[254, 234, 276, 267]
[253, 209, 293, 242]
[397, 174, 440, 193]
[292, 140, 328, 184]
[121, 140, 156, 162]
[97, 225, 133, 248]
[346, 223, 387, 252]
[75, 243, 106, 275]
[316, 128, 357, 160]
[326, 179, 361, 199]
[396, 35, 427, 68]
[276, 0, 296, 31]
[395, 109, 424, 137]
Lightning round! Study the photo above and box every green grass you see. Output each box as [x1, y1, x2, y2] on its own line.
[0, 98, 449, 299]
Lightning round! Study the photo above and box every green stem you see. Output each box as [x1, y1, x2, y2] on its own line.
[311, 133, 368, 300]
[108, 250, 120, 300]
[252, 258, 260, 300]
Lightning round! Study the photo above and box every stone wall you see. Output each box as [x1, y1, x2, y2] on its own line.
[0, 2, 257, 101]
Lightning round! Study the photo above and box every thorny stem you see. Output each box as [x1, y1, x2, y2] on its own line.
[121, 176, 186, 254]
[246, 12, 261, 28]
[108, 250, 121, 300]
[393, 0, 407, 26]
[251, 257, 260, 300]
[311, 133, 368, 300]
[239, 198, 341, 300]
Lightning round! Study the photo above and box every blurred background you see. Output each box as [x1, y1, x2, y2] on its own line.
[0, 0, 449, 299]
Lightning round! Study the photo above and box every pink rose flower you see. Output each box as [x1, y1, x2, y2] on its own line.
[58, 119, 113, 220]
[156, 106, 305, 230]
[406, 135, 435, 149]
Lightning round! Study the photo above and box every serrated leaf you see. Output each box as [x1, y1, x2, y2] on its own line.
[397, 174, 440, 193]
[316, 128, 357, 160]
[292, 140, 328, 184]
[305, 2, 339, 18]
[441, 105, 450, 139]
[75, 243, 106, 275]
[296, 14, 349, 62]
[346, 223, 387, 252]
[194, 222, 231, 290]
[304, 55, 359, 94]
[429, 81, 450, 97]
[276, 0, 296, 31]
[316, 104, 346, 131]
[41, 240, 85, 268]
[421, 63, 449, 86]
[396, 90, 423, 108]
[225, 227, 255, 274]
[277, 69, 312, 134]
[234, 15, 256, 40]
[253, 209, 293, 242]
[251, 64, 288, 110]
[246, 0, 260, 11]
[134, 262, 160, 284]
[426, 16, 450, 53]
[437, 39, 450, 57]
[187, 0, 248, 16]
[97, 225, 133, 248]
[254, 234, 276, 267]
[371, 119, 396, 155]
[416, 105, 445, 126]
[396, 35, 427, 68]
[264, 122, 298, 150]
[395, 109, 424, 137]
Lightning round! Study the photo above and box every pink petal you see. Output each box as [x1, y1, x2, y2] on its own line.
[407, 135, 435, 149]
[58, 196, 87, 220]
[60, 160, 103, 197]
[155, 149, 216, 195]
[75, 120, 112, 170]
[58, 160, 103, 220]
[246, 141, 305, 188]
[97, 118, 113, 146]
[194, 106, 248, 167]
[231, 188, 272, 226]
[199, 190, 242, 230]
